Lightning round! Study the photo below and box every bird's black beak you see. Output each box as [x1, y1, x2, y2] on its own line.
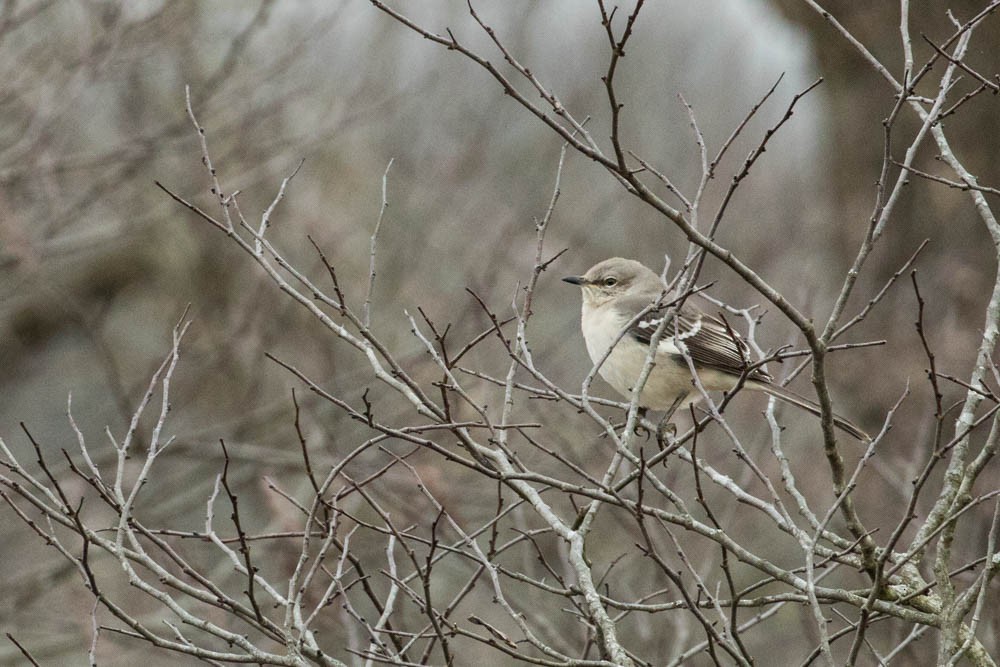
[562, 276, 586, 285]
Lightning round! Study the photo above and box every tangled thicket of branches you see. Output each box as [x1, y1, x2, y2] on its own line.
[3, 2, 1000, 666]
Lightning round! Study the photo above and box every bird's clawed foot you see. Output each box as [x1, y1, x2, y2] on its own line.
[604, 407, 652, 439]
[632, 407, 650, 438]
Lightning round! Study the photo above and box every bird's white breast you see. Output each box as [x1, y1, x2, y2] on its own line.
[580, 302, 696, 409]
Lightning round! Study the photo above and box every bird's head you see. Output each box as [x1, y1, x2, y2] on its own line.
[562, 257, 664, 308]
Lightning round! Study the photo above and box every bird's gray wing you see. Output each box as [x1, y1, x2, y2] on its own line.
[620, 294, 772, 382]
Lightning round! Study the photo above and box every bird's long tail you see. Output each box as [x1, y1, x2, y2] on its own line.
[753, 382, 870, 442]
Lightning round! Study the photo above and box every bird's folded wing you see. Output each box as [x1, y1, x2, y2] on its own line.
[623, 295, 772, 382]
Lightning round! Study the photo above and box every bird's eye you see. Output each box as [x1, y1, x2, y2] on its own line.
[602, 277, 618, 287]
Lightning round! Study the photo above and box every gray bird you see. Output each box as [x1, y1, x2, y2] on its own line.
[563, 257, 868, 441]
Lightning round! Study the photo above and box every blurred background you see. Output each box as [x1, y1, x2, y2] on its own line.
[2, 1, 999, 664]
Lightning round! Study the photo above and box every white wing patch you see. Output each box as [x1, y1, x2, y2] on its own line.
[636, 316, 688, 356]
[637, 315, 700, 338]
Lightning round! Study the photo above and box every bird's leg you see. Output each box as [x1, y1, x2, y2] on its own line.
[655, 394, 685, 451]
[663, 393, 686, 421]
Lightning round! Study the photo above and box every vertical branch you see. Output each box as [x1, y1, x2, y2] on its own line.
[911, 271, 944, 440]
[88, 599, 100, 667]
[114, 314, 191, 555]
[217, 439, 265, 625]
[256, 158, 304, 255]
[596, 0, 647, 170]
[364, 535, 399, 667]
[909, 31, 997, 595]
[364, 158, 394, 328]
[185, 85, 234, 232]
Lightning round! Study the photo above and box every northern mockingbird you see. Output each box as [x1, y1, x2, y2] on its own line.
[563, 257, 868, 441]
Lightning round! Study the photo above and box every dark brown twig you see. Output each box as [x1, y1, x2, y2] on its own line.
[217, 439, 265, 624]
